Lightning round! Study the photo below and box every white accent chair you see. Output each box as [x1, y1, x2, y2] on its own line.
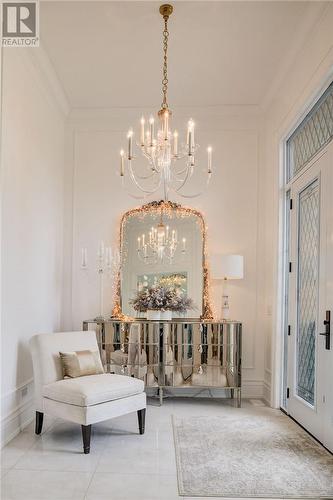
[29, 331, 146, 454]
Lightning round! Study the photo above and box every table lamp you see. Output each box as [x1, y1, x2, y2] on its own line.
[210, 254, 244, 319]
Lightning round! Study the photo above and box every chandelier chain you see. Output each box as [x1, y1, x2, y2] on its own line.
[162, 17, 169, 109]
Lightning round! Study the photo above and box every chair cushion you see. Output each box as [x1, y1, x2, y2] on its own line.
[43, 373, 144, 407]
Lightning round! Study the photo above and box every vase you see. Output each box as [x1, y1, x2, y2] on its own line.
[146, 309, 161, 321]
[160, 310, 172, 321]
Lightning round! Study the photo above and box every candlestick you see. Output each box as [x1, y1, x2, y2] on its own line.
[207, 146, 212, 173]
[120, 149, 125, 176]
[105, 247, 112, 268]
[127, 129, 133, 159]
[98, 240, 105, 261]
[140, 117, 145, 146]
[138, 236, 141, 249]
[173, 131, 178, 156]
[182, 237, 186, 252]
[149, 116, 154, 146]
[188, 119, 194, 155]
[81, 248, 88, 269]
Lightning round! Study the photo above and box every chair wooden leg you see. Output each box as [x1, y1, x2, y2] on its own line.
[35, 411, 44, 435]
[137, 408, 146, 435]
[81, 425, 92, 454]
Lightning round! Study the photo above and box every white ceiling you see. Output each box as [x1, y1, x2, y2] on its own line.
[40, 1, 326, 109]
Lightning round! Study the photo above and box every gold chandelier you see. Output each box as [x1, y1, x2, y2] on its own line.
[119, 4, 213, 200]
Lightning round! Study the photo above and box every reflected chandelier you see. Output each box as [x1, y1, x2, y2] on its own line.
[137, 215, 186, 264]
[119, 4, 213, 200]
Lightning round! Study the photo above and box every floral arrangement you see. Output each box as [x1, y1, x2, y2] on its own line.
[130, 285, 195, 313]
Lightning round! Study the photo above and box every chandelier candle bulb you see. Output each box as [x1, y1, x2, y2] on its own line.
[207, 146, 212, 173]
[127, 129, 133, 159]
[173, 131, 178, 156]
[98, 240, 105, 260]
[105, 247, 112, 268]
[137, 236, 141, 249]
[149, 116, 154, 146]
[140, 117, 145, 146]
[120, 149, 125, 176]
[81, 248, 88, 269]
[182, 237, 186, 251]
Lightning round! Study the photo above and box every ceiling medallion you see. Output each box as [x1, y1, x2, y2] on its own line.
[119, 4, 213, 201]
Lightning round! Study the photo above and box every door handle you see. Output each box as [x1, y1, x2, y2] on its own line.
[319, 310, 330, 350]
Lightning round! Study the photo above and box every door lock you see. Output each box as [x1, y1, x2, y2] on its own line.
[319, 310, 330, 350]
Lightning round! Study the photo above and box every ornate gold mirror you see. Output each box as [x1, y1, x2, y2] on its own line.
[112, 201, 212, 320]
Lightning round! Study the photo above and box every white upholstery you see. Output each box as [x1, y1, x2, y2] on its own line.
[29, 331, 146, 428]
[43, 373, 144, 407]
[30, 331, 100, 412]
[44, 392, 146, 425]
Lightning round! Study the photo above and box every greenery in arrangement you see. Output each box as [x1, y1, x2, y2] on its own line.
[130, 285, 195, 313]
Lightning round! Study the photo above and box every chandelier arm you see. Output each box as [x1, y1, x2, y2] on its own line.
[128, 163, 163, 194]
[171, 164, 192, 190]
[120, 181, 152, 200]
[172, 174, 212, 198]
[129, 167, 157, 181]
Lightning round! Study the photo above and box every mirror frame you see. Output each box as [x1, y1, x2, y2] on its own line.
[111, 200, 213, 320]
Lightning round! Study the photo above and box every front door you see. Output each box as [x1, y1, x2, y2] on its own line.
[287, 144, 333, 451]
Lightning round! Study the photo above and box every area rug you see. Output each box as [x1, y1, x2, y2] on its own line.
[172, 413, 333, 498]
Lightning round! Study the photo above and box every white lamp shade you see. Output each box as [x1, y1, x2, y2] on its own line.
[211, 254, 244, 280]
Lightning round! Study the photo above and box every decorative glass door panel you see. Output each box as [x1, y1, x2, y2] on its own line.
[296, 179, 319, 406]
[287, 146, 333, 451]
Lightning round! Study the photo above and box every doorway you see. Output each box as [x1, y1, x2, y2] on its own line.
[282, 82, 333, 452]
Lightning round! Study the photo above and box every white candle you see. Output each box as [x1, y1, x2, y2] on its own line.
[138, 236, 141, 249]
[98, 240, 105, 260]
[144, 244, 148, 257]
[166, 225, 169, 240]
[207, 146, 212, 173]
[188, 119, 194, 154]
[149, 116, 154, 146]
[142, 233, 145, 246]
[173, 131, 178, 156]
[127, 129, 133, 159]
[182, 237, 186, 251]
[140, 117, 145, 146]
[81, 248, 88, 268]
[120, 149, 125, 176]
[105, 247, 112, 267]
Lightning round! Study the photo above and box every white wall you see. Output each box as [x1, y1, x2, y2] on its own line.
[0, 48, 67, 444]
[259, 3, 333, 406]
[64, 105, 266, 397]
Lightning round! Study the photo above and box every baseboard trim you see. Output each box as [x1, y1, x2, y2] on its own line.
[1, 398, 34, 448]
[263, 381, 272, 405]
[1, 379, 35, 448]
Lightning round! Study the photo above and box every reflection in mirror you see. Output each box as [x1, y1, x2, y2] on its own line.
[114, 201, 212, 319]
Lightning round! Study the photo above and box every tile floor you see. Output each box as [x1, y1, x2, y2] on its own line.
[0, 397, 310, 500]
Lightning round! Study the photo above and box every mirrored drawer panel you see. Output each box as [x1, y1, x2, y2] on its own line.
[161, 364, 241, 388]
[162, 344, 240, 367]
[164, 322, 241, 346]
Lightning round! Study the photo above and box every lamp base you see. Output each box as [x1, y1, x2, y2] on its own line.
[221, 294, 230, 320]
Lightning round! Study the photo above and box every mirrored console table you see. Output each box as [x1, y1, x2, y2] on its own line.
[82, 319, 242, 406]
